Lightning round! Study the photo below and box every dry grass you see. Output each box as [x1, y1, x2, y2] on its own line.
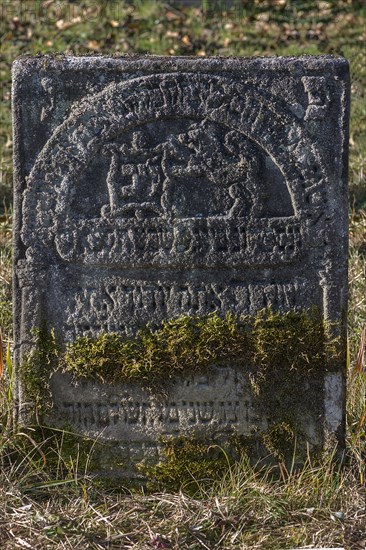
[0, 211, 12, 344]
[0, 444, 364, 549]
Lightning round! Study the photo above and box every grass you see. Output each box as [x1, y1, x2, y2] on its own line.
[0, 430, 363, 548]
[0, 0, 365, 548]
[0, 210, 12, 342]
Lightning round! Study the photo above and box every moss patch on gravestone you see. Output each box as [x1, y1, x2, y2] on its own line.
[21, 308, 340, 422]
[61, 308, 339, 386]
[20, 327, 59, 417]
[137, 435, 237, 494]
[136, 423, 311, 494]
[17, 308, 343, 484]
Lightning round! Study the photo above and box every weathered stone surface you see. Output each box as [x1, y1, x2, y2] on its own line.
[13, 55, 349, 475]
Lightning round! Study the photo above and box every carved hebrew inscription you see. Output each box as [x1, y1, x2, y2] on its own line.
[51, 369, 268, 440]
[57, 276, 318, 339]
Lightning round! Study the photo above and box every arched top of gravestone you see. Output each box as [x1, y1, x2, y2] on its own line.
[21, 71, 329, 267]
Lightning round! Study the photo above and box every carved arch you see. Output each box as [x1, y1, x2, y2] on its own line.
[22, 73, 327, 262]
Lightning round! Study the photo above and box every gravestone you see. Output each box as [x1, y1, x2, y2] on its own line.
[13, 55, 349, 476]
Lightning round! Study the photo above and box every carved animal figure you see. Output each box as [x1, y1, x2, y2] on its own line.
[101, 120, 261, 219]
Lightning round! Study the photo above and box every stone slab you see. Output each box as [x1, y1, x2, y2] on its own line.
[12, 55, 349, 475]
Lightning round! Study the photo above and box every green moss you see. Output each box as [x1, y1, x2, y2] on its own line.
[60, 313, 241, 386]
[262, 421, 299, 463]
[251, 308, 335, 377]
[20, 326, 59, 416]
[138, 435, 235, 495]
[21, 308, 341, 416]
[61, 308, 340, 391]
[20, 308, 342, 476]
[137, 425, 312, 494]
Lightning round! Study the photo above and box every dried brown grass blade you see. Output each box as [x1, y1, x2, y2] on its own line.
[358, 410, 366, 431]
[16, 432, 47, 466]
[0, 328, 4, 381]
[3, 200, 9, 223]
[353, 326, 365, 380]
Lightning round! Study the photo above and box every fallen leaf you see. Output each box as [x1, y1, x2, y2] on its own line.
[182, 35, 191, 46]
[165, 31, 179, 38]
[151, 534, 172, 549]
[56, 16, 81, 30]
[88, 40, 100, 51]
[166, 11, 180, 21]
[331, 511, 345, 521]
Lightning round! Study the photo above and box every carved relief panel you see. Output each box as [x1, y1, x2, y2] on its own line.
[13, 56, 349, 472]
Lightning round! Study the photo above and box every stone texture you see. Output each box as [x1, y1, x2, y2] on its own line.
[13, 55, 349, 474]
